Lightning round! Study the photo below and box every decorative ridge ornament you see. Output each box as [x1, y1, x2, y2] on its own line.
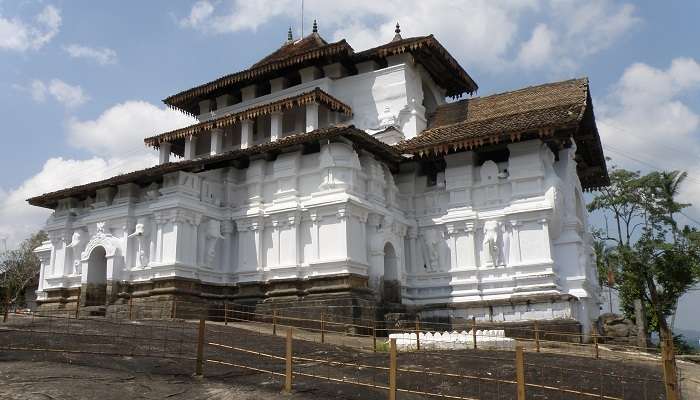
[393, 22, 402, 41]
[287, 26, 293, 42]
[312, 19, 318, 33]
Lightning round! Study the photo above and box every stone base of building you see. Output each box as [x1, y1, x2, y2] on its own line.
[37, 280, 586, 342]
[37, 273, 379, 327]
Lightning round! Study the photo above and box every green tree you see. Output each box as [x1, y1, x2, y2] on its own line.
[0, 231, 48, 312]
[588, 165, 700, 341]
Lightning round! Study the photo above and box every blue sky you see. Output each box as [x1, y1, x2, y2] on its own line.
[1, 1, 699, 329]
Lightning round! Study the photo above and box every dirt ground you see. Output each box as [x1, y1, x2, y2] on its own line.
[0, 315, 672, 399]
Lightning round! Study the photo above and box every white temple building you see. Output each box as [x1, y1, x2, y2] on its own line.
[29, 23, 608, 335]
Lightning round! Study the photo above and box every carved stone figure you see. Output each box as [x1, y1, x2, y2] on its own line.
[66, 229, 86, 275]
[205, 220, 225, 266]
[421, 229, 441, 272]
[482, 220, 503, 267]
[127, 218, 150, 268]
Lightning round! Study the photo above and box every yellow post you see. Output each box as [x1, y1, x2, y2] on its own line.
[285, 328, 293, 393]
[415, 317, 421, 351]
[515, 346, 525, 400]
[389, 338, 397, 400]
[196, 319, 205, 376]
[472, 316, 477, 350]
[534, 321, 540, 353]
[320, 312, 325, 344]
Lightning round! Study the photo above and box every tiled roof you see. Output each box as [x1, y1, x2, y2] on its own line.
[355, 35, 477, 96]
[398, 78, 608, 189]
[145, 88, 352, 149]
[163, 34, 478, 115]
[27, 125, 402, 209]
[251, 33, 329, 68]
[163, 36, 353, 115]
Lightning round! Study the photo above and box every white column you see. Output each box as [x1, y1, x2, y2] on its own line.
[270, 111, 283, 141]
[306, 102, 319, 132]
[241, 119, 253, 149]
[159, 142, 171, 164]
[408, 227, 418, 274]
[310, 213, 320, 261]
[184, 136, 197, 160]
[222, 221, 234, 273]
[211, 128, 223, 155]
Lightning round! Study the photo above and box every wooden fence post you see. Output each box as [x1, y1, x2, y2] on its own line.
[196, 319, 205, 376]
[593, 331, 599, 359]
[75, 287, 81, 319]
[273, 310, 277, 336]
[472, 316, 477, 350]
[372, 323, 377, 353]
[515, 345, 526, 400]
[2, 299, 8, 323]
[415, 317, 421, 351]
[662, 336, 680, 400]
[389, 338, 397, 400]
[285, 328, 293, 393]
[320, 312, 325, 344]
[534, 321, 540, 353]
[224, 302, 228, 326]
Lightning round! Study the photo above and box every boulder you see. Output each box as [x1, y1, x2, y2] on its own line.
[597, 313, 636, 339]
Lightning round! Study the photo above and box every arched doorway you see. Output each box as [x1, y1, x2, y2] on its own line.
[85, 246, 107, 306]
[383, 243, 401, 304]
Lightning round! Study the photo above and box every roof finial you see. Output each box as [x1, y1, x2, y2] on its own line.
[287, 26, 293, 42]
[312, 19, 318, 33]
[393, 22, 402, 41]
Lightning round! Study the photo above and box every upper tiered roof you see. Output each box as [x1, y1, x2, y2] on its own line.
[162, 31, 478, 115]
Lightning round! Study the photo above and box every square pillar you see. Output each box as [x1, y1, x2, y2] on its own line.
[211, 128, 223, 155]
[159, 142, 171, 164]
[306, 102, 319, 132]
[299, 66, 321, 83]
[241, 119, 254, 149]
[184, 136, 197, 160]
[198, 99, 212, 115]
[241, 85, 256, 102]
[270, 111, 283, 141]
[216, 94, 233, 110]
[270, 77, 287, 93]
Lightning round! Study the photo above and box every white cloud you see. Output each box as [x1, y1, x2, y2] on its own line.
[0, 100, 196, 248]
[179, 0, 215, 28]
[177, 0, 638, 73]
[0, 154, 157, 249]
[28, 79, 89, 108]
[67, 101, 196, 157]
[517, 23, 555, 69]
[0, 5, 61, 52]
[63, 44, 117, 65]
[597, 57, 700, 221]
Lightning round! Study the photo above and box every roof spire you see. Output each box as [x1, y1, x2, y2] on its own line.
[312, 19, 318, 33]
[393, 22, 402, 41]
[287, 26, 293, 42]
